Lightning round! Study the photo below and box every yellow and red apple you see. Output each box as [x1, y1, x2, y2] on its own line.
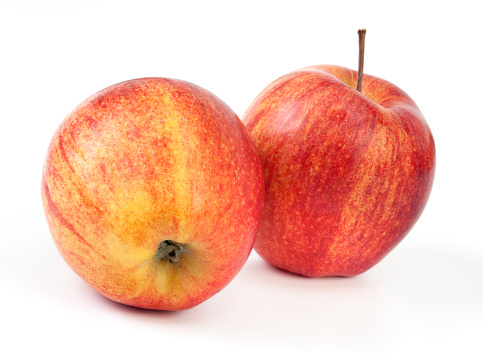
[42, 78, 264, 310]
[243, 65, 435, 277]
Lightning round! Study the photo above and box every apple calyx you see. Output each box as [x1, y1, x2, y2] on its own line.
[155, 240, 185, 264]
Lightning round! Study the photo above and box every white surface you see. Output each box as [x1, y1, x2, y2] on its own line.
[1, 1, 482, 356]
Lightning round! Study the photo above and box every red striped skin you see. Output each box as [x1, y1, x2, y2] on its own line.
[42, 78, 264, 310]
[243, 65, 435, 277]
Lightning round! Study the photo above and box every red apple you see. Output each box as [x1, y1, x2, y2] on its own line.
[243, 64, 435, 277]
[42, 78, 264, 310]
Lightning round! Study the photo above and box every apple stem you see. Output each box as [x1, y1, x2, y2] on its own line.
[155, 240, 184, 264]
[356, 29, 366, 92]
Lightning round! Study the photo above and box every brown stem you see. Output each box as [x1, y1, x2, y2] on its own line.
[356, 29, 366, 92]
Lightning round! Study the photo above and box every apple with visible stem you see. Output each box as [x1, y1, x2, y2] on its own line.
[42, 78, 265, 310]
[243, 30, 435, 277]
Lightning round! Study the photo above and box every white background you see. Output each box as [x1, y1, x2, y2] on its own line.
[1, 0, 482, 356]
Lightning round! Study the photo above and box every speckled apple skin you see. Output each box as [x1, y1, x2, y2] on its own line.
[243, 65, 435, 277]
[42, 78, 265, 310]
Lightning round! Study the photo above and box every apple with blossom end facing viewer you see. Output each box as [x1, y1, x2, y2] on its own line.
[42, 78, 264, 310]
[243, 30, 435, 277]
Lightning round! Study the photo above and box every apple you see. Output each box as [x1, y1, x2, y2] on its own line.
[243, 32, 435, 277]
[41, 78, 265, 310]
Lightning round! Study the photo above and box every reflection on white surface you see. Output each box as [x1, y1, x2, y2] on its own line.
[3, 235, 482, 355]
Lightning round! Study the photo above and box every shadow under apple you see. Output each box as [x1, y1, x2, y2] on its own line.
[12, 235, 482, 349]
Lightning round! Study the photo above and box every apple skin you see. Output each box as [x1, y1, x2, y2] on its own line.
[243, 65, 435, 277]
[41, 78, 264, 310]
